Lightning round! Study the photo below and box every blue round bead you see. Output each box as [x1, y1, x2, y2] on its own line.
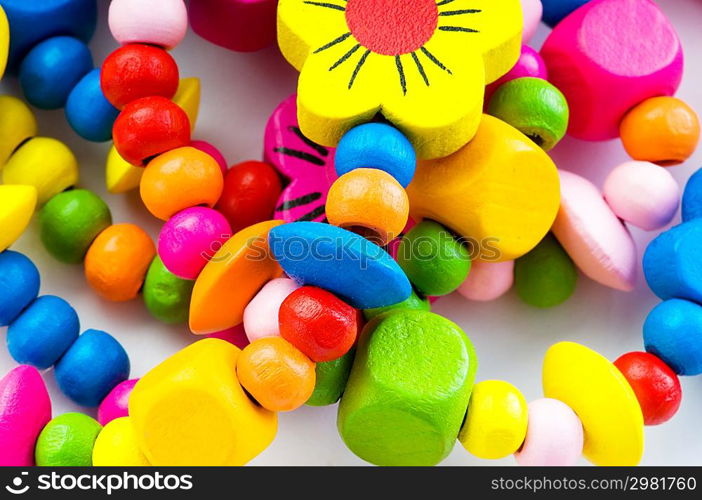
[65, 68, 119, 142]
[644, 298, 702, 376]
[19, 35, 93, 109]
[541, 0, 591, 27]
[334, 123, 416, 188]
[682, 167, 702, 222]
[54, 329, 130, 407]
[7, 295, 79, 369]
[0, 250, 40, 326]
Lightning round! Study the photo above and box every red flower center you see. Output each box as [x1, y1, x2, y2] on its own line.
[346, 0, 439, 56]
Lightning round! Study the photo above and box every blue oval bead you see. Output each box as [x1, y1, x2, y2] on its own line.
[334, 123, 416, 188]
[7, 295, 79, 369]
[269, 222, 411, 309]
[0, 250, 40, 326]
[682, 167, 702, 222]
[19, 35, 92, 109]
[54, 329, 130, 407]
[644, 298, 702, 376]
[541, 0, 591, 27]
[65, 68, 119, 142]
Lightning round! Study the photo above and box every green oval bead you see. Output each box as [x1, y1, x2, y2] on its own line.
[35, 412, 102, 466]
[363, 288, 430, 320]
[488, 77, 569, 151]
[142, 256, 194, 324]
[39, 189, 112, 263]
[306, 347, 355, 407]
[396, 220, 471, 296]
[514, 233, 578, 308]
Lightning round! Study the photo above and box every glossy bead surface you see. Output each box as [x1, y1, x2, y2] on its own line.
[35, 413, 102, 466]
[0, 250, 40, 326]
[0, 95, 37, 165]
[92, 417, 150, 466]
[307, 348, 355, 407]
[142, 256, 194, 324]
[485, 45, 548, 106]
[108, 0, 187, 49]
[97, 378, 139, 426]
[243, 277, 299, 342]
[0, 186, 36, 253]
[65, 68, 119, 142]
[682, 168, 702, 222]
[457, 260, 514, 302]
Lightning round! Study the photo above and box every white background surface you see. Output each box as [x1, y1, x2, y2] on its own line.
[1, 0, 702, 466]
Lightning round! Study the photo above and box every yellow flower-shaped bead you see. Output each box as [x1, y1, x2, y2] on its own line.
[0, 185, 37, 252]
[278, 0, 522, 159]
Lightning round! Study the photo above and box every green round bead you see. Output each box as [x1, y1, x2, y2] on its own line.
[514, 233, 578, 308]
[488, 77, 569, 151]
[306, 347, 355, 407]
[396, 220, 471, 296]
[142, 256, 195, 324]
[35, 412, 102, 466]
[39, 189, 112, 264]
[363, 288, 430, 320]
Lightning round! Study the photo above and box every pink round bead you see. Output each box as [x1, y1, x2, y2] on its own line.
[603, 161, 680, 231]
[243, 277, 300, 343]
[485, 45, 548, 105]
[108, 0, 188, 49]
[191, 140, 228, 175]
[158, 206, 232, 280]
[521, 0, 543, 42]
[207, 324, 250, 350]
[97, 378, 139, 426]
[457, 260, 515, 301]
[515, 398, 584, 466]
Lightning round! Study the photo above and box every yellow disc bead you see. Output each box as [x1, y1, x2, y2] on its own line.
[105, 145, 143, 194]
[458, 380, 528, 460]
[0, 185, 37, 252]
[173, 77, 200, 133]
[92, 417, 150, 466]
[542, 342, 644, 466]
[0, 95, 38, 167]
[3, 137, 78, 205]
[0, 5, 8, 78]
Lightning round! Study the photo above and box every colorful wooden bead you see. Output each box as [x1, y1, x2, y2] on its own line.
[206, 324, 250, 350]
[113, 96, 191, 166]
[39, 189, 112, 264]
[0, 250, 40, 326]
[55, 329, 130, 407]
[129, 339, 277, 465]
[215, 160, 282, 233]
[190, 220, 284, 334]
[407, 114, 560, 262]
[35, 413, 102, 466]
[243, 277, 300, 343]
[0, 185, 36, 253]
[682, 168, 702, 222]
[338, 310, 477, 466]
[0, 5, 7, 77]
[7, 295, 80, 369]
[84, 223, 156, 302]
[542, 342, 644, 466]
[3, 137, 78, 205]
[65, 68, 120, 142]
[485, 45, 548, 107]
[397, 220, 471, 296]
[173, 77, 201, 133]
[307, 348, 355, 406]
[363, 288, 430, 320]
[269, 222, 411, 309]
[488, 77, 569, 151]
[140, 146, 223, 220]
[457, 260, 514, 302]
[552, 170, 637, 291]
[0, 365, 51, 466]
[521, 0, 543, 42]
[158, 207, 231, 280]
[92, 417, 149, 466]
[614, 352, 681, 425]
[101, 44, 179, 110]
[278, 0, 522, 159]
[643, 299, 702, 376]
[540, 0, 590, 26]
[0, 95, 37, 165]
[620, 96, 700, 166]
[191, 140, 228, 175]
[603, 161, 679, 231]
[514, 398, 584, 466]
[189, 0, 277, 52]
[19, 35, 92, 109]
[142, 256, 194, 324]
[108, 0, 187, 49]
[514, 233, 578, 308]
[458, 380, 528, 460]
[540, 0, 683, 140]
[97, 378, 138, 426]
[105, 144, 143, 194]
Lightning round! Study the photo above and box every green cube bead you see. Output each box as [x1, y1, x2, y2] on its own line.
[35, 412, 102, 466]
[306, 348, 355, 407]
[142, 256, 195, 324]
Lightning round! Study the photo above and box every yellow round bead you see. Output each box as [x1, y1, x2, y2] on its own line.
[0, 95, 38, 167]
[458, 380, 528, 460]
[173, 77, 200, 133]
[3, 137, 78, 205]
[105, 145, 143, 194]
[0, 5, 8, 78]
[92, 417, 150, 466]
[542, 342, 644, 466]
[0, 184, 37, 252]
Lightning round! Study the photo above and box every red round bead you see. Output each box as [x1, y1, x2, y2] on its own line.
[215, 161, 282, 233]
[614, 351, 682, 426]
[279, 286, 359, 362]
[113, 96, 191, 166]
[101, 44, 179, 110]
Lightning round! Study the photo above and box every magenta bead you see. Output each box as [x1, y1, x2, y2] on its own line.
[191, 140, 228, 175]
[97, 378, 139, 426]
[158, 207, 232, 280]
[485, 45, 548, 105]
[206, 324, 250, 350]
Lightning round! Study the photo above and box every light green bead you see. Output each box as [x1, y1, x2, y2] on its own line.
[142, 256, 194, 324]
[35, 412, 102, 466]
[363, 288, 430, 320]
[307, 348, 355, 406]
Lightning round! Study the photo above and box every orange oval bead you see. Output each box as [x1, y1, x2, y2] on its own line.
[85, 224, 156, 302]
[326, 168, 409, 246]
[620, 97, 700, 166]
[140, 146, 223, 221]
[236, 337, 316, 412]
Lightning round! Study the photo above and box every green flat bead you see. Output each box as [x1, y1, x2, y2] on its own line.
[363, 288, 430, 320]
[143, 256, 194, 324]
[35, 412, 102, 466]
[306, 348, 355, 407]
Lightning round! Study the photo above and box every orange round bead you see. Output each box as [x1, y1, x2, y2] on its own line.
[620, 97, 700, 166]
[84, 224, 156, 302]
[236, 337, 316, 412]
[326, 168, 409, 246]
[140, 146, 223, 221]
